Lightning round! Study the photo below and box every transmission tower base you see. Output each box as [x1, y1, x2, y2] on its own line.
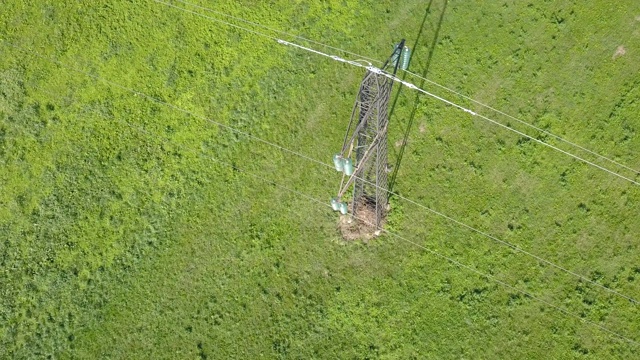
[337, 201, 386, 242]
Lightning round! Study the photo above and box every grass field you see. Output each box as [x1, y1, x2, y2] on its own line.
[1, 0, 640, 358]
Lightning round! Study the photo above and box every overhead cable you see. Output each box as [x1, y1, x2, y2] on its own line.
[156, 0, 640, 186]
[7, 41, 637, 305]
[29, 84, 639, 346]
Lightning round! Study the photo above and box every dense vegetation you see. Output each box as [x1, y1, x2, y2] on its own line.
[1, 0, 639, 358]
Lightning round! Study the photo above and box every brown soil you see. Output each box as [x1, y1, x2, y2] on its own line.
[337, 201, 384, 242]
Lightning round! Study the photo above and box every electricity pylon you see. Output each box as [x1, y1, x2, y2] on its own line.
[332, 39, 407, 231]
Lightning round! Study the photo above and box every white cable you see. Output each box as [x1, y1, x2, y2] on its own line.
[9, 2, 639, 345]
[403, 69, 640, 176]
[8, 47, 329, 173]
[238, 170, 640, 347]
[10, 41, 637, 305]
[277, 40, 640, 187]
[157, 0, 640, 186]
[155, 0, 281, 41]
[167, 0, 383, 65]
[31, 85, 637, 346]
[120, 102, 640, 345]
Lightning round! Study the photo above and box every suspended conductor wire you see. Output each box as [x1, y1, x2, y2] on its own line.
[227, 164, 639, 347]
[155, 0, 639, 186]
[1, 43, 327, 172]
[8, 40, 638, 305]
[157, 0, 640, 183]
[166, 0, 382, 66]
[403, 69, 640, 176]
[30, 84, 637, 346]
[276, 39, 640, 186]
[154, 0, 281, 41]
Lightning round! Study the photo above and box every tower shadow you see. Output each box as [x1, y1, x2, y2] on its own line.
[388, 0, 448, 194]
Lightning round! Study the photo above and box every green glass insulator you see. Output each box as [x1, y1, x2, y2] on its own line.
[343, 158, 354, 176]
[330, 197, 340, 211]
[400, 46, 411, 70]
[333, 154, 345, 172]
[339, 202, 348, 215]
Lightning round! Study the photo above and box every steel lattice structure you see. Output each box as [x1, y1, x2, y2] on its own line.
[335, 40, 405, 229]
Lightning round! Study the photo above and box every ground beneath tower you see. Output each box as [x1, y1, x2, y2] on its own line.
[337, 201, 385, 242]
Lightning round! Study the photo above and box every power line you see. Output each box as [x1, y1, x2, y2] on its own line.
[276, 40, 640, 187]
[232, 164, 639, 347]
[155, 0, 281, 42]
[1, 43, 327, 171]
[29, 85, 638, 347]
[155, 0, 640, 186]
[7, 41, 637, 305]
[279, 38, 640, 186]
[168, 0, 382, 65]
[403, 69, 640, 176]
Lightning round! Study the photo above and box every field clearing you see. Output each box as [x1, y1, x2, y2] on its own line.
[1, 0, 640, 358]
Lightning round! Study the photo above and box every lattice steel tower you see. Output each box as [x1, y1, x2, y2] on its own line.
[332, 39, 409, 230]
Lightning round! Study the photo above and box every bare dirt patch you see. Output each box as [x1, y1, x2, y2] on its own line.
[612, 45, 626, 59]
[419, 123, 426, 133]
[337, 201, 384, 242]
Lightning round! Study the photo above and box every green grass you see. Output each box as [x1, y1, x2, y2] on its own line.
[1, 0, 639, 358]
